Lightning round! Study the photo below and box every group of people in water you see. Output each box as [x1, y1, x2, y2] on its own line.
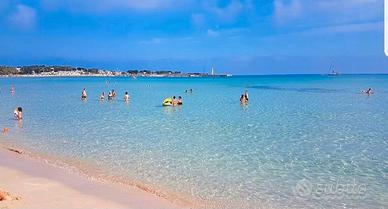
[81, 88, 130, 101]
[82, 88, 184, 106]
[162, 96, 183, 106]
[82, 86, 375, 107]
[172, 96, 183, 106]
[4, 84, 379, 123]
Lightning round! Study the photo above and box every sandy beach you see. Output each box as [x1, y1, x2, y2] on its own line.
[0, 147, 180, 209]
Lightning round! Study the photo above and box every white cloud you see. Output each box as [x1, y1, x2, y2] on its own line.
[274, 0, 382, 24]
[301, 21, 383, 35]
[274, 0, 302, 23]
[203, 0, 251, 23]
[8, 4, 37, 30]
[41, 0, 192, 12]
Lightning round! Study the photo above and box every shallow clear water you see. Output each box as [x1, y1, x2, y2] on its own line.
[0, 75, 387, 208]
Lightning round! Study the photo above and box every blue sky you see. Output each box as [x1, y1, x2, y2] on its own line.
[0, 0, 386, 74]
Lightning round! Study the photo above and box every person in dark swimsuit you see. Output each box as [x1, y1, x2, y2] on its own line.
[178, 96, 183, 105]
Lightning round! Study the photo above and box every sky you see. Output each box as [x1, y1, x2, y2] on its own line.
[0, 0, 386, 74]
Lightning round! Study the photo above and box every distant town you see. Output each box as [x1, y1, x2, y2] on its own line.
[0, 65, 232, 77]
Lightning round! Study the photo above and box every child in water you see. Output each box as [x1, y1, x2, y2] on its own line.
[100, 92, 105, 100]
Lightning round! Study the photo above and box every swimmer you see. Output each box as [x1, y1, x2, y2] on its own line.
[366, 88, 373, 95]
[362, 88, 374, 95]
[172, 96, 178, 106]
[10, 85, 15, 93]
[124, 91, 130, 101]
[177, 96, 183, 105]
[14, 107, 22, 120]
[81, 88, 87, 99]
[112, 89, 116, 97]
[100, 92, 105, 100]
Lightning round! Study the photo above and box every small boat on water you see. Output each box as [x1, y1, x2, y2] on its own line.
[327, 64, 339, 76]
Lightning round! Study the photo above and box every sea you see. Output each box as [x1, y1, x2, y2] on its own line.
[0, 75, 387, 209]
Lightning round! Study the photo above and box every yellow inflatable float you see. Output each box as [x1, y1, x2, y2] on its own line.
[162, 98, 173, 106]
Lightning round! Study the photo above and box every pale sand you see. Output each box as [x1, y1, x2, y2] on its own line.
[0, 148, 182, 209]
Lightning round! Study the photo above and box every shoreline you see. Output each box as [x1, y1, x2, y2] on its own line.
[0, 146, 188, 209]
[0, 74, 230, 78]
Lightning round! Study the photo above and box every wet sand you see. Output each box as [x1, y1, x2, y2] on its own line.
[0, 147, 180, 209]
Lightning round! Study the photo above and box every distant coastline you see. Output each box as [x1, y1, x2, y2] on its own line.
[0, 65, 231, 78]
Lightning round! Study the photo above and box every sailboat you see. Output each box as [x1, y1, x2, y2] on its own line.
[327, 64, 339, 76]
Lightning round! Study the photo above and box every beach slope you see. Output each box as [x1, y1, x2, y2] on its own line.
[0, 148, 178, 209]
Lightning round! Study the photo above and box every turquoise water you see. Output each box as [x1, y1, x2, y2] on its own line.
[0, 75, 387, 208]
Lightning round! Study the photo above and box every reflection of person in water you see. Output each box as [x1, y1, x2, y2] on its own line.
[10, 85, 15, 94]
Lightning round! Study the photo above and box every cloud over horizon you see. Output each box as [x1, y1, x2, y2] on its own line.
[274, 0, 382, 25]
[8, 4, 37, 30]
[0, 0, 386, 74]
[41, 0, 193, 13]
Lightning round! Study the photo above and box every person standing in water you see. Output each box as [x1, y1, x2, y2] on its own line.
[240, 94, 247, 104]
[108, 91, 113, 100]
[100, 92, 105, 100]
[81, 88, 87, 99]
[124, 92, 130, 101]
[244, 90, 249, 102]
[172, 96, 178, 106]
[14, 107, 22, 120]
[178, 96, 183, 105]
